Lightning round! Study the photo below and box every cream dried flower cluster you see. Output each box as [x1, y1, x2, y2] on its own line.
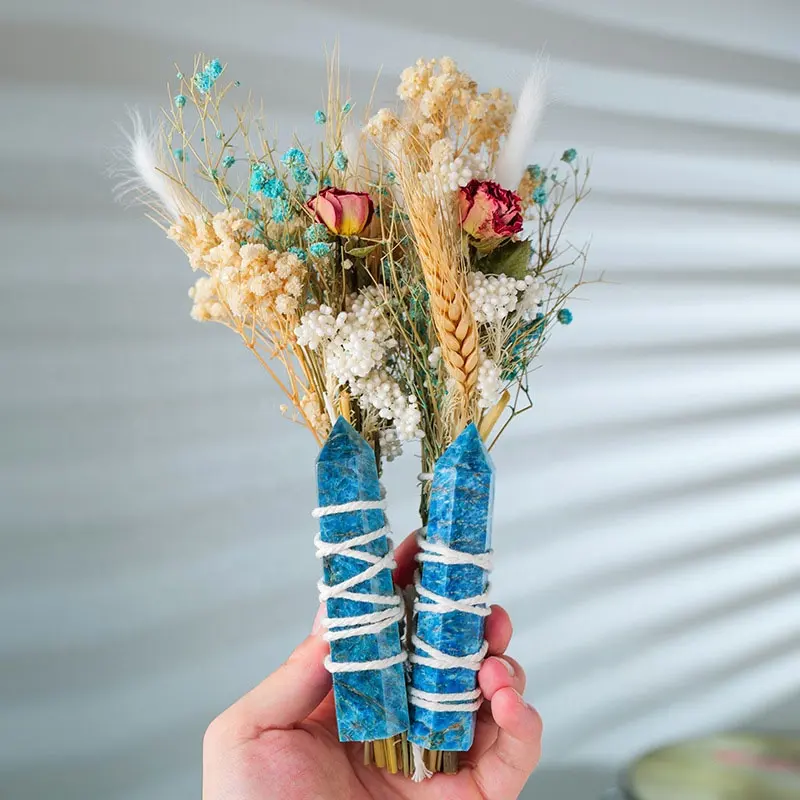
[395, 57, 513, 151]
[170, 208, 306, 329]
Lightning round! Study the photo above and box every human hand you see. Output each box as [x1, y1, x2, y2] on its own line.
[202, 534, 542, 799]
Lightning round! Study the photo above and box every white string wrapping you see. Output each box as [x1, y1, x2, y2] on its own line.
[313, 495, 407, 674]
[409, 528, 492, 714]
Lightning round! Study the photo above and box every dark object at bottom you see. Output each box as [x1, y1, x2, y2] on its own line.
[613, 732, 800, 799]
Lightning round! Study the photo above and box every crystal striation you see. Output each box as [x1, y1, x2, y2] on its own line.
[409, 422, 495, 751]
[316, 416, 410, 742]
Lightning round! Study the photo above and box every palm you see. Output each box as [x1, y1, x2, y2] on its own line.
[227, 684, 516, 800]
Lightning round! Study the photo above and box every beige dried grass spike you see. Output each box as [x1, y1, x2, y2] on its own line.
[397, 156, 479, 434]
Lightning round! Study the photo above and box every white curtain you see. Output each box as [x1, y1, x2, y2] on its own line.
[2, 1, 799, 797]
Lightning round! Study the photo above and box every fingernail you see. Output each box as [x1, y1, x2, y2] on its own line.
[495, 657, 515, 677]
[311, 604, 325, 635]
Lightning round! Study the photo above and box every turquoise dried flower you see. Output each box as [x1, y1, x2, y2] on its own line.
[305, 222, 331, 244]
[281, 147, 306, 168]
[288, 246, 308, 262]
[557, 308, 573, 325]
[533, 186, 548, 205]
[309, 242, 333, 258]
[193, 58, 223, 94]
[315, 110, 327, 125]
[561, 148, 578, 164]
[333, 150, 348, 171]
[174, 94, 187, 109]
[173, 148, 187, 162]
[293, 168, 313, 187]
[341, 101, 352, 114]
[271, 198, 291, 222]
[223, 155, 236, 168]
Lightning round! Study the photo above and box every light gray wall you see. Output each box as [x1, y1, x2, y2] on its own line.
[1, 1, 799, 798]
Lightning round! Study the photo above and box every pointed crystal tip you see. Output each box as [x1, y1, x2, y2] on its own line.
[436, 422, 494, 474]
[318, 415, 374, 462]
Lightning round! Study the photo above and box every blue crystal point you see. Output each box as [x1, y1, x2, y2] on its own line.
[319, 415, 373, 462]
[409, 422, 495, 751]
[315, 416, 410, 742]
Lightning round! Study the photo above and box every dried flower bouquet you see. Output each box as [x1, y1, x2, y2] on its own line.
[119, 52, 590, 780]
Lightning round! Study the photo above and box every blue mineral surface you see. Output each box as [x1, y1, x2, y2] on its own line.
[316, 416, 410, 741]
[409, 423, 495, 751]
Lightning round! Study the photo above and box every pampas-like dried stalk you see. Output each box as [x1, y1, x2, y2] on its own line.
[396, 153, 479, 436]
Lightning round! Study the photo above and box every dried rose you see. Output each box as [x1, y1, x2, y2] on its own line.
[459, 179, 524, 245]
[308, 188, 374, 236]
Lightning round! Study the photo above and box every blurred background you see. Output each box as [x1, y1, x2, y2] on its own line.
[2, 1, 800, 798]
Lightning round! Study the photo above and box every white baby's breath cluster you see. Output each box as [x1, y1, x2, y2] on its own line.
[296, 287, 423, 457]
[421, 138, 488, 193]
[467, 271, 544, 325]
[476, 353, 503, 409]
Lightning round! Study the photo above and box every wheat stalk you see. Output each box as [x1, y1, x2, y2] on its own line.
[395, 152, 479, 436]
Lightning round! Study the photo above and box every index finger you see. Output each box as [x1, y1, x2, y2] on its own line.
[392, 530, 420, 588]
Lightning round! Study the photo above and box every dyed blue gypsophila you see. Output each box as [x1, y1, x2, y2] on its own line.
[333, 150, 348, 171]
[293, 168, 313, 187]
[234, 80, 241, 87]
[223, 155, 236, 168]
[561, 148, 578, 164]
[250, 164, 286, 198]
[315, 110, 327, 125]
[173, 148, 187, 162]
[264, 178, 287, 197]
[341, 101, 352, 114]
[557, 308, 573, 325]
[527, 164, 542, 180]
[216, 130, 224, 140]
[281, 147, 306, 168]
[288, 246, 308, 262]
[305, 223, 330, 244]
[322, 175, 333, 187]
[193, 58, 223, 94]
[176, 72, 183, 79]
[174, 94, 187, 109]
[385, 171, 396, 184]
[309, 242, 333, 258]
[271, 198, 291, 223]
[533, 186, 548, 205]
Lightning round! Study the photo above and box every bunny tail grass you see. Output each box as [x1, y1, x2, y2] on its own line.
[112, 109, 199, 222]
[494, 60, 548, 191]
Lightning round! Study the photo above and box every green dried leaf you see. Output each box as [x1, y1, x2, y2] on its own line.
[477, 240, 533, 280]
[345, 243, 379, 258]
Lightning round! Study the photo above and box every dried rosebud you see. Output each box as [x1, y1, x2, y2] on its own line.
[459, 179, 523, 245]
[308, 188, 374, 236]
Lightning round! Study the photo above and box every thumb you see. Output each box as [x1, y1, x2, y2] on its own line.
[473, 688, 543, 799]
[223, 610, 332, 738]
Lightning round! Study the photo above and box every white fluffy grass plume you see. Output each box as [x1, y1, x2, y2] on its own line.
[494, 60, 548, 191]
[113, 109, 199, 221]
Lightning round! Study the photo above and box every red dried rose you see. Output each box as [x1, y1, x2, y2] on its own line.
[458, 179, 523, 244]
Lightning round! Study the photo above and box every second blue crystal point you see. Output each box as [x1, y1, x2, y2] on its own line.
[316, 416, 410, 742]
[409, 422, 495, 751]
